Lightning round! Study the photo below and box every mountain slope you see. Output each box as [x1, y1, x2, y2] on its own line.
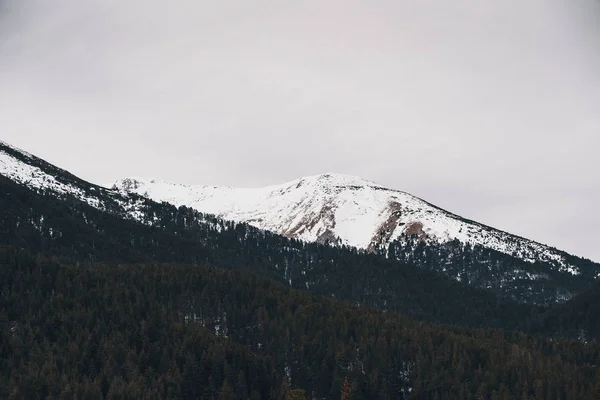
[1, 141, 541, 327]
[3, 140, 599, 305]
[530, 280, 600, 342]
[1, 173, 538, 328]
[0, 140, 150, 221]
[112, 174, 593, 277]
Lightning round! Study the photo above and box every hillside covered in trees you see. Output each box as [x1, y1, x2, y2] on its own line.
[2, 247, 600, 399]
[386, 236, 598, 305]
[529, 280, 600, 342]
[3, 149, 600, 399]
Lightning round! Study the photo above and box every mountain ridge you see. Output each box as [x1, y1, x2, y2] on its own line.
[0, 140, 154, 221]
[110, 173, 589, 277]
[2, 138, 577, 272]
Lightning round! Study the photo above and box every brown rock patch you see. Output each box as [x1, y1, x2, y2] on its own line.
[367, 201, 402, 253]
[283, 202, 337, 240]
[404, 221, 424, 236]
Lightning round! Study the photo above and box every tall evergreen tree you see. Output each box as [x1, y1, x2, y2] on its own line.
[341, 378, 353, 400]
[218, 379, 234, 400]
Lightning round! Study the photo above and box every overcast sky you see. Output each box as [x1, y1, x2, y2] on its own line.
[1, 0, 599, 261]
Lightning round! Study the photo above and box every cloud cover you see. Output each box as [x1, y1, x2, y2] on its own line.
[1, 0, 599, 260]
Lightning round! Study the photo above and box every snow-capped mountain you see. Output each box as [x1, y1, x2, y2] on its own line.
[3, 139, 599, 304]
[112, 173, 581, 275]
[0, 139, 590, 278]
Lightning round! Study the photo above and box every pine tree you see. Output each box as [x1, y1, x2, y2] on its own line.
[341, 378, 353, 400]
[218, 379, 234, 400]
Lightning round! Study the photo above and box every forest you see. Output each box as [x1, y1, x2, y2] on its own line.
[2, 174, 600, 399]
[2, 247, 600, 399]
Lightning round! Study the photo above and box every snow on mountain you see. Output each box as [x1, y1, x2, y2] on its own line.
[0, 140, 148, 220]
[111, 173, 579, 275]
[0, 141, 74, 195]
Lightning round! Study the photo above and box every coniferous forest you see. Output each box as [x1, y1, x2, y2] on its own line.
[2, 247, 600, 399]
[2, 172, 600, 398]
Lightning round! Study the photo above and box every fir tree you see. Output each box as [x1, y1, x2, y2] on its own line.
[341, 378, 353, 400]
[218, 379, 234, 400]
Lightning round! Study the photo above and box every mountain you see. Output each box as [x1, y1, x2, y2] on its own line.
[1, 138, 586, 277]
[110, 175, 579, 271]
[1, 139, 537, 328]
[3, 140, 599, 305]
[3, 142, 600, 399]
[111, 174, 598, 281]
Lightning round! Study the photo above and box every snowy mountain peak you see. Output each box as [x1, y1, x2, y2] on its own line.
[111, 173, 581, 275]
[296, 173, 375, 188]
[112, 177, 147, 193]
[0, 139, 587, 278]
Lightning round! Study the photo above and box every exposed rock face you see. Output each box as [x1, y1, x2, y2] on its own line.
[114, 177, 143, 193]
[405, 222, 425, 237]
[367, 201, 403, 253]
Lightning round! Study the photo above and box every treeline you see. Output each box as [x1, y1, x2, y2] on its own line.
[2, 247, 600, 399]
[529, 280, 600, 342]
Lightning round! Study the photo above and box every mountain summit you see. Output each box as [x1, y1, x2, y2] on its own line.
[112, 173, 580, 275]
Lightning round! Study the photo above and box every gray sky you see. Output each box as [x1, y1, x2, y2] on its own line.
[1, 0, 600, 261]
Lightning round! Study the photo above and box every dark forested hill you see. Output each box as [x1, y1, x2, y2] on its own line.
[386, 236, 599, 305]
[529, 281, 600, 342]
[1, 247, 599, 400]
[0, 175, 537, 330]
